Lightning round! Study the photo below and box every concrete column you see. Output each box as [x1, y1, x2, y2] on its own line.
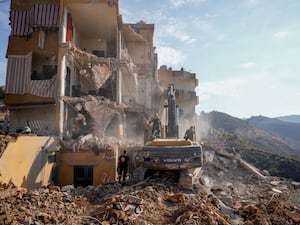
[58, 56, 66, 140]
[118, 113, 126, 139]
[116, 70, 122, 104]
[116, 27, 122, 104]
[61, 9, 67, 43]
[116, 26, 124, 138]
[55, 8, 68, 140]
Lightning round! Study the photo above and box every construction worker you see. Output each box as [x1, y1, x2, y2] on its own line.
[184, 126, 195, 141]
[149, 113, 161, 138]
[117, 150, 129, 185]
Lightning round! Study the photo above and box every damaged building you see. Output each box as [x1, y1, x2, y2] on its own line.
[5, 0, 160, 141]
[158, 66, 199, 137]
[0, 0, 198, 189]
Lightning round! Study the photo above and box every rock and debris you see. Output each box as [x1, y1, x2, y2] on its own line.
[62, 95, 124, 138]
[84, 177, 232, 225]
[236, 194, 300, 225]
[0, 177, 232, 225]
[1, 136, 300, 224]
[61, 95, 148, 143]
[66, 45, 116, 92]
[60, 133, 143, 153]
[1, 170, 300, 225]
[0, 182, 92, 225]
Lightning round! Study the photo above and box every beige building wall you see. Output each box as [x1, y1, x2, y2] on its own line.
[57, 148, 118, 186]
[123, 23, 159, 113]
[0, 136, 58, 190]
[77, 37, 108, 56]
[157, 69, 173, 86]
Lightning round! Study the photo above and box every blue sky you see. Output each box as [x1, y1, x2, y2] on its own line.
[0, 0, 9, 86]
[1, 0, 300, 118]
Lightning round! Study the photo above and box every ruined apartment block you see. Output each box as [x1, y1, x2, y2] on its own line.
[5, 0, 160, 140]
[1, 0, 199, 188]
[2, 0, 161, 188]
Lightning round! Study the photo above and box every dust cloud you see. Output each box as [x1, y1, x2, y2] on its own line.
[179, 113, 212, 142]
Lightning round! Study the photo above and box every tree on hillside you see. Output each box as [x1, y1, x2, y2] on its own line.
[0, 87, 5, 100]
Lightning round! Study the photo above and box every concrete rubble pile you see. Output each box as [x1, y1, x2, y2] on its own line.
[200, 143, 300, 225]
[67, 45, 116, 91]
[61, 133, 142, 153]
[67, 45, 139, 107]
[62, 95, 124, 138]
[1, 171, 300, 225]
[78, 177, 232, 225]
[62, 94, 147, 142]
[1, 137, 300, 224]
[0, 181, 91, 225]
[202, 143, 300, 201]
[236, 194, 300, 225]
[0, 177, 233, 225]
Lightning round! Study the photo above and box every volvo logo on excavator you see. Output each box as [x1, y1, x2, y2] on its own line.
[163, 158, 182, 163]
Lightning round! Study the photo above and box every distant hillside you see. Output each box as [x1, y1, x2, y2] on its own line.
[198, 111, 300, 156]
[198, 111, 300, 181]
[276, 115, 300, 123]
[248, 116, 300, 146]
[198, 111, 249, 132]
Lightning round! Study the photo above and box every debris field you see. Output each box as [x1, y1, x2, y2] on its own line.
[0, 136, 300, 225]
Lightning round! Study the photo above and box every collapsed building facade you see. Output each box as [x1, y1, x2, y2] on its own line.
[0, 0, 198, 189]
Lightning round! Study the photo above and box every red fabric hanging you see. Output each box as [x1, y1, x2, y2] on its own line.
[66, 13, 73, 42]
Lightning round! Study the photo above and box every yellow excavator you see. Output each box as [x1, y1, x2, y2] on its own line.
[142, 84, 203, 189]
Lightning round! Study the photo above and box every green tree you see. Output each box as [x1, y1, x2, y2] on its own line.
[0, 86, 5, 100]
